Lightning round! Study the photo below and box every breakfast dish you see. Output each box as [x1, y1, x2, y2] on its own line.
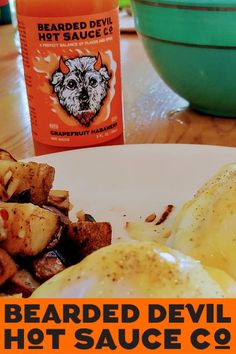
[1, 144, 236, 298]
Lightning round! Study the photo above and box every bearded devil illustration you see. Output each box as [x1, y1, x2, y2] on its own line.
[51, 53, 111, 127]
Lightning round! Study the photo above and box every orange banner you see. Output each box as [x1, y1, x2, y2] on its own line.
[0, 298, 235, 353]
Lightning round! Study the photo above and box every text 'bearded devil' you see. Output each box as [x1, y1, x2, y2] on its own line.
[51, 53, 111, 127]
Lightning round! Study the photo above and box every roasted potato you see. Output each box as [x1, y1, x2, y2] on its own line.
[0, 160, 55, 205]
[32, 250, 66, 281]
[0, 248, 17, 286]
[0, 149, 115, 297]
[68, 221, 112, 260]
[0, 203, 61, 256]
[7, 269, 40, 297]
[0, 293, 22, 298]
[46, 190, 71, 215]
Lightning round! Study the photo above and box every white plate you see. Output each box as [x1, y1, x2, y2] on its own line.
[27, 144, 236, 240]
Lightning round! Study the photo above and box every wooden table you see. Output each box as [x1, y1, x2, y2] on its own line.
[1, 24, 236, 160]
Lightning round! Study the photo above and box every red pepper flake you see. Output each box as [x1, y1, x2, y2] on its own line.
[155, 205, 174, 225]
[0, 209, 9, 221]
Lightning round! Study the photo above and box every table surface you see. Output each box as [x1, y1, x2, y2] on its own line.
[1, 24, 236, 160]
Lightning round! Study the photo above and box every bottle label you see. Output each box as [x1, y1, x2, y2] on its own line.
[17, 8, 123, 147]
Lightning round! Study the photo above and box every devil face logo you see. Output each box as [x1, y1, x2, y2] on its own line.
[51, 53, 111, 127]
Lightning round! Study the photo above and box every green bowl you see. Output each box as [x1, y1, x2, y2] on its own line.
[131, 0, 236, 117]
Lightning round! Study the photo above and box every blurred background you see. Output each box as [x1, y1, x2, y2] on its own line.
[1, 0, 131, 25]
[119, 0, 131, 9]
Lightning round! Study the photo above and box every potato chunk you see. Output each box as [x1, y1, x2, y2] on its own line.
[1, 203, 61, 256]
[7, 269, 40, 298]
[46, 190, 71, 215]
[69, 221, 112, 259]
[0, 160, 54, 205]
[0, 248, 17, 286]
[32, 250, 66, 281]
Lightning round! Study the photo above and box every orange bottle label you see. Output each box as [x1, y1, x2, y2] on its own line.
[17, 8, 123, 147]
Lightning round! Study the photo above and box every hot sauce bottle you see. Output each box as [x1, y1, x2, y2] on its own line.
[16, 0, 124, 155]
